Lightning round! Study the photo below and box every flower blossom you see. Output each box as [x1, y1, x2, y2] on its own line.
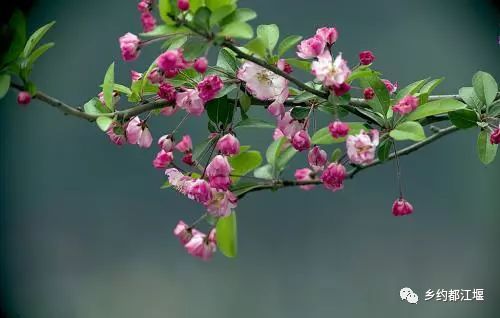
[106, 123, 126, 146]
[184, 229, 216, 261]
[157, 49, 187, 73]
[126, 116, 153, 148]
[294, 168, 315, 191]
[291, 130, 311, 151]
[205, 190, 237, 217]
[140, 12, 156, 32]
[382, 79, 398, 94]
[158, 82, 177, 102]
[392, 95, 419, 115]
[312, 51, 351, 88]
[205, 155, 232, 191]
[158, 134, 174, 152]
[315, 27, 338, 45]
[346, 129, 379, 165]
[119, 32, 141, 61]
[197, 75, 223, 102]
[217, 134, 240, 156]
[186, 179, 213, 204]
[130, 70, 142, 81]
[296, 36, 326, 59]
[173, 220, 199, 245]
[328, 120, 349, 138]
[175, 135, 192, 153]
[308, 146, 327, 171]
[321, 163, 346, 192]
[176, 89, 205, 116]
[392, 198, 414, 216]
[153, 150, 174, 169]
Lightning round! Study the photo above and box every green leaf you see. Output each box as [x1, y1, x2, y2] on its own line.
[330, 148, 342, 162]
[419, 78, 444, 95]
[210, 5, 236, 27]
[390, 121, 426, 141]
[1, 10, 26, 66]
[472, 71, 498, 106]
[266, 137, 286, 165]
[285, 58, 311, 71]
[216, 48, 238, 73]
[111, 83, 132, 96]
[396, 78, 428, 100]
[231, 182, 263, 197]
[311, 123, 366, 144]
[83, 98, 103, 115]
[23, 42, 54, 70]
[276, 147, 297, 171]
[239, 93, 252, 113]
[377, 138, 392, 161]
[22, 21, 55, 58]
[234, 118, 274, 129]
[360, 75, 391, 116]
[256, 24, 279, 54]
[477, 130, 497, 165]
[140, 25, 187, 37]
[182, 38, 210, 60]
[219, 22, 254, 39]
[193, 137, 217, 161]
[290, 106, 310, 120]
[163, 35, 188, 50]
[278, 35, 302, 57]
[96, 116, 113, 131]
[253, 164, 273, 180]
[459, 87, 483, 110]
[245, 38, 266, 58]
[228, 150, 263, 182]
[488, 100, 500, 116]
[102, 62, 115, 110]
[207, 0, 235, 11]
[193, 7, 211, 31]
[405, 99, 466, 121]
[158, 0, 175, 24]
[216, 212, 238, 258]
[448, 109, 478, 129]
[347, 68, 377, 83]
[0, 74, 11, 99]
[206, 96, 234, 128]
[294, 91, 317, 103]
[221, 8, 257, 25]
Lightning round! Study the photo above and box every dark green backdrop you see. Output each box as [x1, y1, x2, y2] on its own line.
[1, 0, 499, 317]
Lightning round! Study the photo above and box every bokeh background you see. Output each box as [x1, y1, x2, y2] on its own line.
[1, 0, 499, 317]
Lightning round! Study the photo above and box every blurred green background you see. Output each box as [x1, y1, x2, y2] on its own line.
[1, 0, 499, 317]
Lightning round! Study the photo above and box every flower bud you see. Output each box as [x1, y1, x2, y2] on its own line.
[194, 57, 208, 73]
[153, 150, 174, 169]
[359, 50, 375, 65]
[392, 95, 419, 115]
[197, 75, 223, 102]
[119, 32, 140, 61]
[332, 82, 350, 96]
[177, 0, 190, 11]
[321, 163, 346, 192]
[308, 146, 327, 171]
[382, 79, 398, 94]
[291, 130, 311, 152]
[490, 127, 500, 144]
[392, 198, 414, 216]
[140, 12, 156, 32]
[294, 168, 315, 191]
[363, 87, 375, 100]
[158, 82, 177, 102]
[158, 134, 175, 152]
[328, 120, 349, 138]
[17, 91, 31, 105]
[216, 134, 240, 156]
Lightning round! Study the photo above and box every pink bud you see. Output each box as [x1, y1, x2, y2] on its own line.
[157, 49, 187, 73]
[315, 27, 338, 45]
[194, 57, 208, 73]
[392, 198, 414, 216]
[158, 82, 177, 102]
[17, 91, 31, 105]
[294, 168, 315, 191]
[291, 130, 311, 152]
[140, 12, 156, 32]
[119, 32, 141, 61]
[175, 135, 192, 153]
[216, 134, 240, 156]
[158, 134, 175, 152]
[147, 68, 164, 84]
[173, 220, 198, 245]
[392, 95, 419, 115]
[197, 75, 223, 102]
[328, 121, 349, 138]
[130, 70, 143, 81]
[490, 127, 500, 144]
[182, 153, 194, 166]
[359, 50, 375, 65]
[382, 79, 398, 94]
[206, 155, 232, 190]
[321, 163, 346, 192]
[153, 150, 174, 169]
[186, 179, 213, 204]
[363, 87, 375, 100]
[184, 231, 216, 261]
[177, 0, 190, 11]
[296, 36, 326, 59]
[308, 146, 327, 171]
[332, 82, 351, 96]
[137, 1, 150, 13]
[282, 61, 293, 74]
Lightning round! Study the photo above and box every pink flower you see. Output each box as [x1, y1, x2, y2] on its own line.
[140, 12, 156, 32]
[137, 0, 151, 13]
[282, 60, 293, 74]
[217, 134, 240, 156]
[392, 198, 414, 216]
[176, 89, 205, 116]
[177, 0, 190, 11]
[328, 120, 349, 138]
[98, 91, 120, 108]
[332, 82, 351, 96]
[153, 150, 174, 169]
[106, 123, 126, 146]
[382, 79, 398, 94]
[237, 61, 288, 101]
[186, 179, 213, 204]
[308, 146, 327, 171]
[490, 127, 500, 144]
[147, 68, 164, 84]
[175, 135, 192, 153]
[321, 163, 346, 192]
[206, 155, 232, 190]
[312, 51, 351, 87]
[294, 168, 315, 191]
[173, 220, 199, 245]
[17, 91, 31, 105]
[184, 229, 216, 261]
[126, 116, 153, 148]
[359, 50, 375, 65]
[315, 27, 338, 45]
[130, 70, 143, 81]
[197, 75, 223, 102]
[194, 57, 208, 73]
[291, 130, 311, 151]
[277, 111, 302, 139]
[160, 105, 178, 116]
[363, 87, 375, 100]
[157, 49, 187, 73]
[392, 95, 419, 115]
[165, 168, 191, 194]
[158, 82, 177, 102]
[119, 32, 141, 61]
[346, 129, 379, 165]
[158, 134, 174, 152]
[205, 190, 237, 217]
[296, 36, 326, 59]
[273, 128, 285, 141]
[182, 153, 194, 166]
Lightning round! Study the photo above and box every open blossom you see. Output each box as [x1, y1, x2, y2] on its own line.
[294, 168, 315, 191]
[296, 36, 326, 59]
[160, 105, 178, 116]
[17, 91, 31, 105]
[237, 61, 288, 101]
[165, 168, 191, 194]
[363, 87, 375, 100]
[157, 49, 187, 73]
[206, 155, 232, 190]
[277, 111, 303, 139]
[184, 229, 216, 261]
[392, 198, 414, 216]
[158, 134, 174, 152]
[321, 163, 346, 192]
[382, 79, 398, 94]
[346, 129, 379, 165]
[106, 123, 126, 146]
[173, 220, 200, 245]
[158, 82, 177, 102]
[205, 190, 237, 217]
[312, 51, 351, 87]
[175, 135, 192, 153]
[217, 134, 240, 156]
[176, 89, 205, 116]
[194, 57, 208, 73]
[490, 127, 500, 144]
[119, 32, 140, 61]
[126, 116, 153, 148]
[316, 27, 338, 45]
[130, 70, 142, 81]
[140, 12, 156, 32]
[328, 120, 349, 138]
[197, 75, 223, 102]
[292, 130, 311, 151]
[359, 50, 375, 65]
[147, 68, 164, 84]
[153, 150, 173, 169]
[392, 95, 419, 114]
[186, 179, 212, 204]
[308, 146, 327, 171]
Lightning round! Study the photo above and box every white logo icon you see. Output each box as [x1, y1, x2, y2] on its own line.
[400, 287, 419, 304]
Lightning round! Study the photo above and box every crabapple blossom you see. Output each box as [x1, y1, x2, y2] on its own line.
[137, 0, 150, 13]
[186, 179, 213, 204]
[160, 105, 178, 116]
[294, 168, 315, 190]
[194, 57, 208, 73]
[392, 95, 419, 115]
[491, 127, 500, 144]
[277, 111, 303, 139]
[328, 120, 349, 138]
[182, 153, 194, 166]
[173, 220, 199, 245]
[130, 70, 142, 81]
[382, 79, 398, 94]
[119, 32, 141, 61]
[205, 190, 237, 217]
[152, 150, 174, 169]
[332, 82, 351, 96]
[296, 36, 326, 59]
[308, 146, 327, 171]
[197, 75, 223, 102]
[346, 129, 380, 165]
[126, 116, 153, 148]
[17, 91, 31, 105]
[184, 229, 216, 260]
[140, 12, 156, 32]
[106, 123, 126, 146]
[158, 82, 177, 102]
[158, 134, 174, 152]
[291, 130, 311, 151]
[392, 198, 414, 216]
[176, 89, 205, 116]
[217, 134, 240, 156]
[206, 155, 232, 190]
[147, 68, 164, 84]
[175, 135, 192, 153]
[359, 50, 375, 65]
[157, 49, 187, 73]
[237, 61, 288, 102]
[363, 87, 375, 100]
[312, 51, 351, 88]
[315, 27, 338, 45]
[321, 163, 346, 192]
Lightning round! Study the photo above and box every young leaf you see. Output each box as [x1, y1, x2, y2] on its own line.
[256, 24, 280, 54]
[278, 35, 302, 57]
[405, 99, 466, 121]
[206, 96, 234, 128]
[253, 164, 273, 180]
[389, 121, 426, 141]
[219, 22, 254, 39]
[330, 148, 342, 162]
[83, 98, 102, 115]
[477, 130, 497, 165]
[285, 58, 311, 71]
[2, 10, 26, 66]
[276, 147, 297, 171]
[221, 8, 257, 25]
[182, 38, 210, 60]
[102, 62, 115, 110]
[193, 138, 217, 161]
[216, 212, 238, 258]
[239, 93, 252, 113]
[420, 78, 444, 95]
[22, 21, 55, 58]
[396, 79, 428, 100]
[245, 38, 266, 58]
[210, 5, 236, 27]
[290, 106, 310, 120]
[459, 87, 483, 110]
[228, 150, 263, 182]
[158, 0, 175, 24]
[193, 7, 211, 31]
[217, 48, 238, 73]
[24, 42, 54, 70]
[207, 0, 236, 11]
[231, 182, 263, 197]
[0, 74, 11, 99]
[377, 139, 392, 161]
[448, 109, 478, 129]
[96, 116, 113, 131]
[266, 137, 286, 165]
[234, 118, 275, 129]
[472, 71, 498, 106]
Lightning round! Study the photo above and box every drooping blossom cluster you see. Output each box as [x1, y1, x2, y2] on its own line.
[137, 0, 156, 32]
[174, 221, 216, 260]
